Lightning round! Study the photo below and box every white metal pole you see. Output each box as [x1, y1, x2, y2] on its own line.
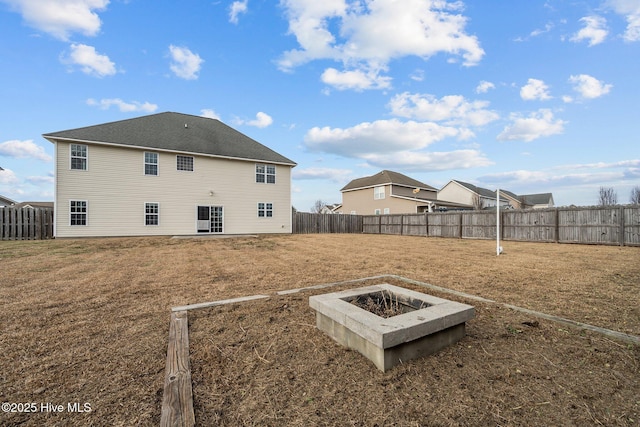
[496, 188, 500, 256]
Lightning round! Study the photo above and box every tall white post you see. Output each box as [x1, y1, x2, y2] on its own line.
[496, 188, 501, 256]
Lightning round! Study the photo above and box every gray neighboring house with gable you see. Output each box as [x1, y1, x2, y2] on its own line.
[43, 112, 296, 238]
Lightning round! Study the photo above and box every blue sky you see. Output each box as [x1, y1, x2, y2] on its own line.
[1, 0, 639, 211]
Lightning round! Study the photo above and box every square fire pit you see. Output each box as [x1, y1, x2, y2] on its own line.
[309, 284, 474, 372]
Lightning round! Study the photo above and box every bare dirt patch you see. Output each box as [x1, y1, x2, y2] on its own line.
[1, 234, 639, 426]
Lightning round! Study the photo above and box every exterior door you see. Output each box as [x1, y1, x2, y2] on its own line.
[197, 206, 223, 233]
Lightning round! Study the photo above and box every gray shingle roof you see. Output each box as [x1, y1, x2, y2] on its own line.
[43, 112, 296, 166]
[341, 170, 436, 192]
[520, 193, 553, 205]
[453, 180, 496, 198]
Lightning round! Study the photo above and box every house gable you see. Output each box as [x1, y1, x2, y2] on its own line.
[43, 112, 296, 166]
[44, 113, 295, 237]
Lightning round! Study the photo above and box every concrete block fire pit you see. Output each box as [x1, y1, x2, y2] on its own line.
[309, 284, 474, 372]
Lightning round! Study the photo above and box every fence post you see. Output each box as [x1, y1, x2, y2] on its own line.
[458, 213, 463, 239]
[619, 206, 625, 247]
[554, 208, 559, 243]
[424, 212, 428, 237]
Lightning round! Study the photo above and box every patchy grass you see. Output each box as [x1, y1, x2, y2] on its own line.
[0, 234, 638, 426]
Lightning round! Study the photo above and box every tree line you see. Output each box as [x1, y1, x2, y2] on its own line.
[599, 185, 640, 206]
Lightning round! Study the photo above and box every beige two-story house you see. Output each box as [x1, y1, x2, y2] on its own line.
[44, 112, 296, 238]
[340, 170, 463, 214]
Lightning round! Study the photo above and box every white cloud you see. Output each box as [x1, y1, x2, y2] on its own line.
[64, 43, 116, 77]
[570, 16, 608, 46]
[304, 119, 463, 157]
[2, 0, 108, 40]
[278, 0, 484, 90]
[292, 167, 353, 182]
[320, 67, 391, 91]
[410, 69, 425, 82]
[86, 98, 158, 112]
[475, 80, 495, 94]
[480, 159, 640, 189]
[235, 112, 273, 128]
[229, 0, 248, 24]
[388, 92, 499, 127]
[530, 22, 554, 38]
[520, 78, 552, 101]
[0, 167, 19, 185]
[168, 45, 203, 80]
[200, 109, 221, 120]
[0, 140, 52, 162]
[569, 74, 612, 98]
[361, 150, 493, 171]
[497, 109, 566, 142]
[606, 0, 640, 42]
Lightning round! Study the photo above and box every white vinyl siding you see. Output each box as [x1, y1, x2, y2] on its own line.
[54, 141, 292, 237]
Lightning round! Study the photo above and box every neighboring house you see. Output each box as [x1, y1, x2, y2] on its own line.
[519, 193, 554, 209]
[0, 194, 17, 207]
[438, 180, 510, 209]
[13, 202, 54, 209]
[320, 203, 341, 214]
[340, 170, 465, 214]
[43, 112, 296, 238]
[499, 189, 523, 209]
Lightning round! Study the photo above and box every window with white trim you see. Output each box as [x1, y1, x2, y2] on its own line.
[256, 164, 276, 184]
[374, 185, 385, 200]
[374, 209, 381, 215]
[70, 200, 87, 225]
[144, 152, 158, 175]
[177, 155, 194, 171]
[145, 203, 159, 225]
[383, 208, 390, 214]
[70, 144, 87, 170]
[258, 202, 273, 218]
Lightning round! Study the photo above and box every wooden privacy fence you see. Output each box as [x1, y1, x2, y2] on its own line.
[293, 212, 363, 234]
[0, 207, 54, 240]
[362, 206, 640, 246]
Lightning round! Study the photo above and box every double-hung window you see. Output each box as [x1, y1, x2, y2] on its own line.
[256, 164, 276, 184]
[257, 202, 273, 218]
[374, 186, 385, 200]
[145, 203, 159, 226]
[177, 155, 194, 171]
[70, 144, 87, 170]
[70, 200, 87, 225]
[145, 152, 158, 175]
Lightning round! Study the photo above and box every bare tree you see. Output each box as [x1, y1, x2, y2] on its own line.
[471, 193, 484, 210]
[630, 186, 640, 205]
[598, 187, 618, 206]
[311, 199, 327, 213]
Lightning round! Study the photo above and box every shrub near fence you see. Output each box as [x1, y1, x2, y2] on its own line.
[0, 207, 54, 240]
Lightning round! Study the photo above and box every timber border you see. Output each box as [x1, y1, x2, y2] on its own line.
[159, 274, 640, 426]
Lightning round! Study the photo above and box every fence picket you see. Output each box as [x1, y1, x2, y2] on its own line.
[293, 206, 640, 246]
[0, 207, 54, 241]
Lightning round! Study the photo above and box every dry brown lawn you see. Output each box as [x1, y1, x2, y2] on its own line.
[0, 234, 638, 426]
